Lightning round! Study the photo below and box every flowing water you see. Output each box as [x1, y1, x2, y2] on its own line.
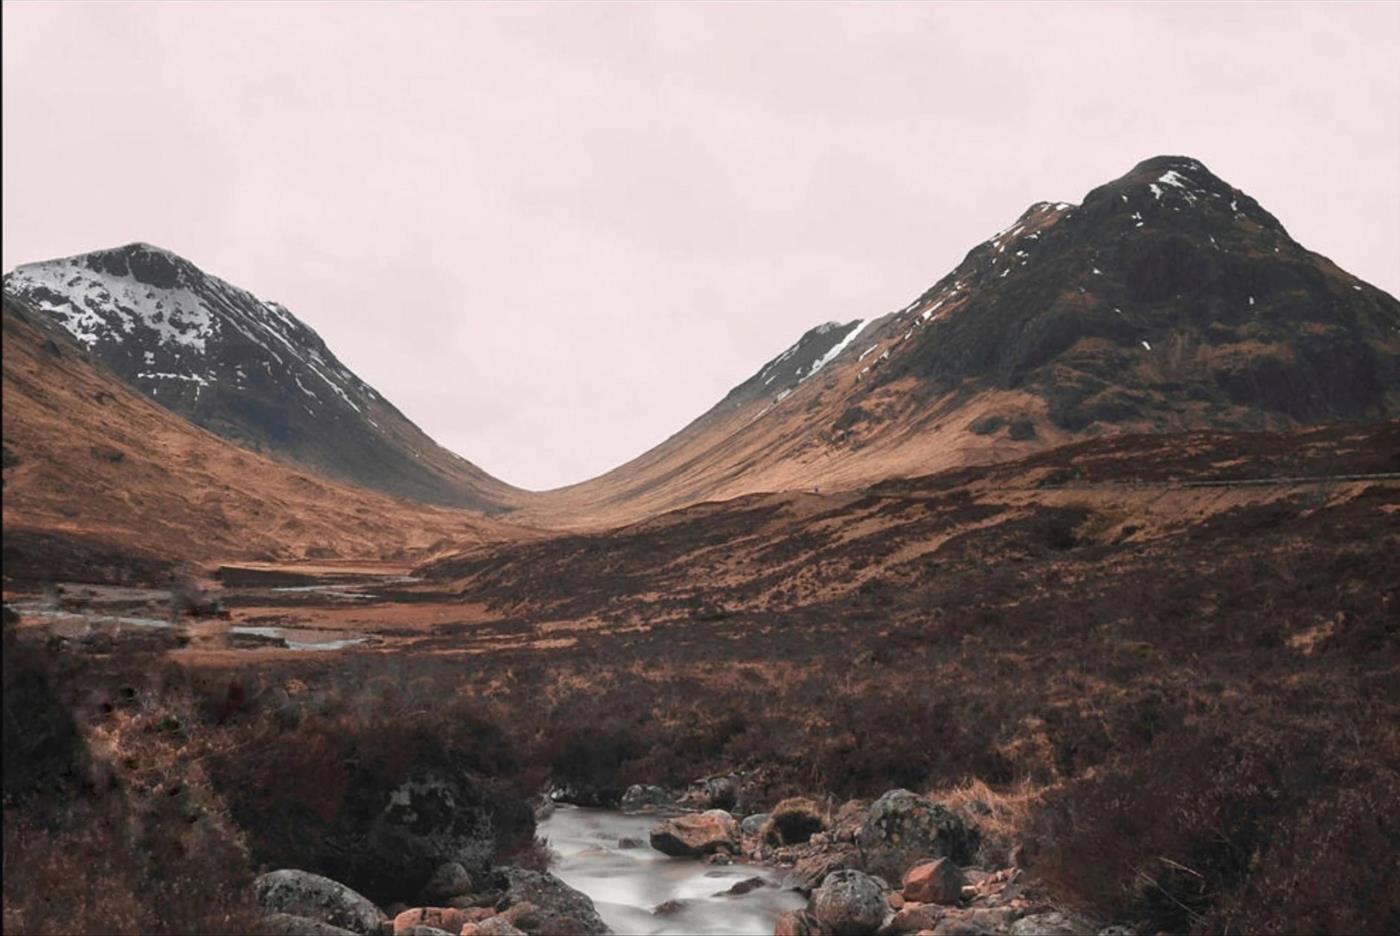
[538, 805, 805, 935]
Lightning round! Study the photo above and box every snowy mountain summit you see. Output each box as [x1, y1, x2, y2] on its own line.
[5, 243, 375, 416]
[3, 243, 516, 510]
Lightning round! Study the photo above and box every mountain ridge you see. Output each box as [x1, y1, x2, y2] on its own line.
[5, 155, 1397, 529]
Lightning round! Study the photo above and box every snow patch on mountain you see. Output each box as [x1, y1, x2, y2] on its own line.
[802, 319, 869, 380]
[3, 243, 379, 426]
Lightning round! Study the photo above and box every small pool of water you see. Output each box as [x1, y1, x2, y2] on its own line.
[11, 605, 370, 651]
[229, 624, 370, 651]
[538, 806, 804, 935]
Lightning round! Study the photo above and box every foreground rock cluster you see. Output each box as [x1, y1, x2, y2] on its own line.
[253, 772, 1139, 935]
[634, 780, 1129, 935]
[253, 865, 608, 936]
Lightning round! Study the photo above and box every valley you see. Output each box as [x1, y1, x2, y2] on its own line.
[4, 154, 1399, 936]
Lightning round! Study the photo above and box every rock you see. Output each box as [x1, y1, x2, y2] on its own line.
[764, 798, 826, 846]
[790, 845, 859, 892]
[260, 912, 358, 935]
[402, 927, 454, 936]
[714, 875, 768, 896]
[888, 903, 946, 934]
[393, 908, 473, 936]
[496, 902, 543, 931]
[488, 867, 609, 935]
[741, 813, 771, 837]
[617, 837, 644, 849]
[1095, 927, 1136, 936]
[254, 870, 387, 936]
[461, 919, 527, 936]
[684, 774, 740, 810]
[653, 900, 686, 915]
[855, 790, 977, 882]
[649, 809, 739, 857]
[619, 783, 673, 811]
[811, 869, 887, 935]
[1008, 911, 1091, 935]
[773, 909, 819, 936]
[422, 863, 475, 903]
[903, 859, 964, 905]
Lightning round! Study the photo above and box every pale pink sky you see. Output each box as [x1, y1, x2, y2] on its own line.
[4, 2, 1398, 489]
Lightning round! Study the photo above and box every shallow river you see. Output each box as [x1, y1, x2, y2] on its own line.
[538, 806, 804, 935]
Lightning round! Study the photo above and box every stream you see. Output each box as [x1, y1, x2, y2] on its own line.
[538, 806, 804, 935]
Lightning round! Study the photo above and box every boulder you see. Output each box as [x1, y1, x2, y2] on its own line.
[422, 862, 475, 903]
[617, 836, 644, 849]
[903, 858, 964, 905]
[254, 870, 387, 935]
[497, 902, 544, 931]
[741, 813, 771, 837]
[714, 875, 768, 896]
[855, 790, 976, 882]
[683, 774, 740, 810]
[811, 869, 887, 935]
[487, 867, 609, 935]
[789, 845, 859, 893]
[260, 912, 358, 936]
[1008, 911, 1092, 935]
[393, 908, 473, 935]
[619, 783, 673, 811]
[773, 909, 819, 935]
[649, 809, 739, 857]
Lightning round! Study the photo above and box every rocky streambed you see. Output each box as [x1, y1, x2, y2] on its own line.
[238, 766, 1139, 936]
[524, 782, 1134, 936]
[540, 805, 804, 934]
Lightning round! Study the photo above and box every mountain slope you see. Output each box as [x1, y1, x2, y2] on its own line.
[1, 301, 531, 574]
[2, 244, 521, 512]
[5, 156, 1396, 532]
[516, 155, 1400, 526]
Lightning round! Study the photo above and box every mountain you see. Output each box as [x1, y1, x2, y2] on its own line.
[6, 156, 1397, 531]
[1, 301, 531, 578]
[2, 243, 521, 512]
[517, 155, 1400, 526]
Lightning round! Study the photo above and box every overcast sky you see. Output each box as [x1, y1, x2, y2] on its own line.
[4, 2, 1398, 490]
